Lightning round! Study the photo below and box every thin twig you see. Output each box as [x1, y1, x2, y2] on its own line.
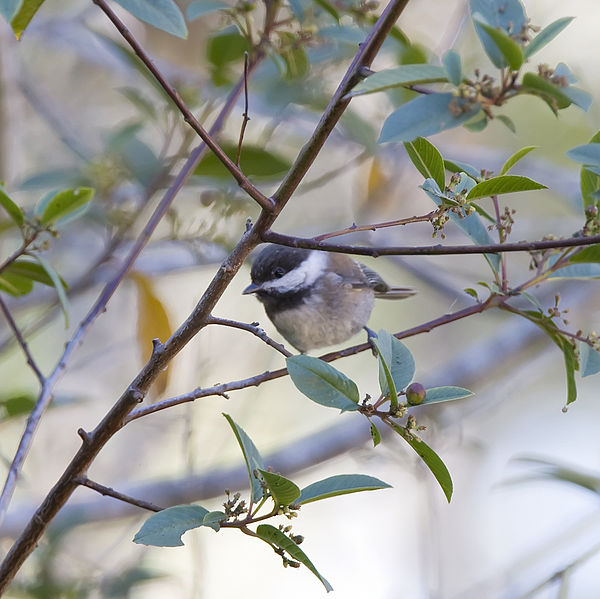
[236, 52, 250, 166]
[313, 209, 443, 241]
[74, 475, 163, 512]
[206, 315, 293, 357]
[0, 296, 44, 385]
[91, 0, 275, 213]
[262, 230, 600, 256]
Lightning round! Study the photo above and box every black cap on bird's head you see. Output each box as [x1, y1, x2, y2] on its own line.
[243, 245, 317, 297]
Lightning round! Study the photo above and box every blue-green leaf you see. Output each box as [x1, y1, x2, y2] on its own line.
[442, 50, 462, 86]
[524, 17, 574, 59]
[133, 505, 209, 546]
[580, 343, 600, 377]
[379, 93, 480, 143]
[0, 0, 19, 21]
[466, 175, 546, 200]
[404, 137, 445, 191]
[444, 159, 480, 180]
[186, 0, 228, 19]
[256, 524, 333, 592]
[548, 263, 600, 279]
[496, 114, 517, 134]
[223, 413, 266, 503]
[421, 386, 473, 404]
[375, 330, 415, 396]
[348, 64, 447, 97]
[202, 510, 227, 531]
[113, 0, 187, 38]
[286, 355, 360, 412]
[567, 144, 600, 167]
[258, 470, 300, 506]
[297, 474, 391, 505]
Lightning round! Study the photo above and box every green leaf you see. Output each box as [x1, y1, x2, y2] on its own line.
[223, 413, 266, 502]
[442, 50, 462, 86]
[297, 474, 391, 505]
[569, 245, 600, 264]
[0, 392, 36, 420]
[403, 137, 445, 191]
[496, 114, 517, 134]
[393, 425, 453, 502]
[313, 0, 339, 23]
[371, 335, 398, 409]
[369, 421, 381, 447]
[521, 72, 572, 112]
[207, 29, 250, 70]
[379, 93, 480, 143]
[32, 253, 70, 327]
[499, 146, 538, 175]
[286, 355, 360, 412]
[560, 338, 578, 405]
[421, 386, 473, 404]
[0, 273, 33, 296]
[0, 185, 24, 227]
[8, 0, 45, 39]
[474, 20, 523, 71]
[39, 187, 94, 226]
[580, 343, 600, 377]
[524, 17, 574, 59]
[186, 0, 228, 19]
[194, 144, 291, 180]
[348, 64, 447, 97]
[133, 505, 209, 546]
[374, 330, 415, 396]
[258, 470, 301, 506]
[256, 524, 333, 592]
[466, 175, 546, 200]
[575, 131, 600, 209]
[2, 259, 67, 289]
[113, 0, 187, 38]
[202, 510, 227, 531]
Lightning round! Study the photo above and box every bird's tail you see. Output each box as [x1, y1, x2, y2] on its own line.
[374, 287, 417, 300]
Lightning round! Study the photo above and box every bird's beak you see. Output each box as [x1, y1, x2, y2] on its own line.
[243, 282, 260, 295]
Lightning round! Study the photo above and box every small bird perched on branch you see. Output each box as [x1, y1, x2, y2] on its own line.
[243, 244, 416, 353]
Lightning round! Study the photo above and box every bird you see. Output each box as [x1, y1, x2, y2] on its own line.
[243, 244, 416, 353]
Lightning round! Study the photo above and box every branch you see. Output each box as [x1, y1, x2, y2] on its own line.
[262, 230, 600, 256]
[74, 476, 163, 513]
[128, 295, 499, 421]
[91, 0, 275, 213]
[0, 296, 44, 385]
[0, 47, 263, 573]
[206, 315, 293, 357]
[0, 1, 411, 589]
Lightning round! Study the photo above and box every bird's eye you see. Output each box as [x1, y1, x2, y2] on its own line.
[273, 267, 286, 278]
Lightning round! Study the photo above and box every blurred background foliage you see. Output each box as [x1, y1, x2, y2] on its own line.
[1, 0, 600, 597]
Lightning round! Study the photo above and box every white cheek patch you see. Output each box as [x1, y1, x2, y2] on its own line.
[261, 251, 327, 293]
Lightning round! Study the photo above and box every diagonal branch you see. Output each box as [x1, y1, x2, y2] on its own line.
[91, 0, 275, 212]
[0, 1, 411, 590]
[0, 50, 263, 531]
